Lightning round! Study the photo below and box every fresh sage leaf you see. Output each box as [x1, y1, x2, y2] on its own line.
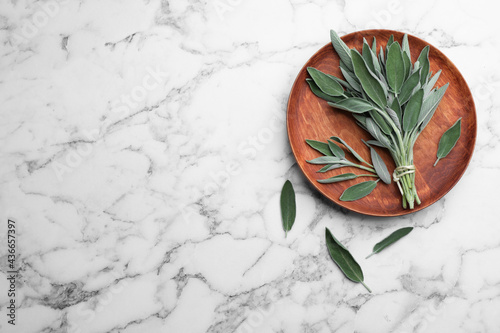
[366, 227, 413, 258]
[364, 141, 391, 184]
[369, 110, 392, 135]
[340, 180, 378, 201]
[366, 118, 392, 149]
[418, 83, 449, 128]
[417, 45, 430, 85]
[307, 156, 342, 165]
[328, 140, 346, 159]
[387, 35, 394, 49]
[325, 228, 371, 292]
[423, 70, 442, 98]
[398, 69, 421, 105]
[280, 180, 296, 238]
[401, 34, 411, 57]
[317, 164, 345, 173]
[306, 79, 343, 103]
[403, 52, 411, 80]
[402, 88, 424, 132]
[330, 136, 372, 166]
[328, 98, 375, 114]
[434, 118, 462, 166]
[340, 67, 362, 92]
[362, 41, 376, 73]
[318, 173, 377, 184]
[330, 30, 353, 71]
[307, 67, 344, 97]
[386, 42, 405, 94]
[306, 139, 333, 156]
[351, 49, 387, 109]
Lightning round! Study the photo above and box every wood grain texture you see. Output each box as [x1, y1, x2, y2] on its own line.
[287, 30, 476, 216]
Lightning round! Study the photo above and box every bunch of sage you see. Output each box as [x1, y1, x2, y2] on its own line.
[306, 30, 449, 209]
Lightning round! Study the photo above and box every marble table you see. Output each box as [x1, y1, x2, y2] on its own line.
[0, 0, 499, 332]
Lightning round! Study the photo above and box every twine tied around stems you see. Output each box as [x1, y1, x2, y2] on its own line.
[393, 165, 415, 195]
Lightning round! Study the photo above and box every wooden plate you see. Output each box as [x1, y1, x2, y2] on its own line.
[287, 30, 476, 216]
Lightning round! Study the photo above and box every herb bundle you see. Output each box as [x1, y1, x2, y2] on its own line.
[306, 30, 449, 209]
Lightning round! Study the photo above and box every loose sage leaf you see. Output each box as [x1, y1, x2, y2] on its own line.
[306, 139, 333, 156]
[398, 69, 421, 105]
[366, 227, 413, 258]
[328, 98, 374, 114]
[351, 49, 387, 109]
[386, 42, 405, 94]
[280, 180, 296, 238]
[317, 164, 345, 173]
[364, 141, 391, 184]
[434, 118, 462, 166]
[307, 156, 342, 165]
[307, 67, 344, 96]
[330, 136, 371, 166]
[330, 30, 353, 71]
[325, 228, 371, 292]
[306, 79, 343, 103]
[318, 173, 377, 183]
[328, 140, 346, 159]
[340, 180, 378, 201]
[402, 88, 424, 132]
[417, 45, 430, 85]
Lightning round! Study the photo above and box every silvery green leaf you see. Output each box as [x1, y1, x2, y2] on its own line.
[385, 106, 402, 132]
[340, 180, 378, 202]
[317, 164, 345, 173]
[280, 180, 296, 237]
[434, 118, 461, 166]
[413, 60, 420, 73]
[330, 30, 353, 71]
[366, 140, 386, 148]
[417, 45, 430, 85]
[364, 141, 391, 184]
[378, 46, 385, 67]
[328, 140, 345, 159]
[390, 98, 402, 125]
[340, 68, 362, 92]
[402, 34, 411, 57]
[351, 49, 387, 109]
[353, 114, 368, 127]
[386, 42, 405, 94]
[307, 67, 344, 96]
[403, 52, 411, 80]
[418, 83, 449, 128]
[371, 36, 377, 53]
[362, 41, 376, 73]
[330, 136, 371, 166]
[328, 98, 375, 114]
[423, 70, 442, 98]
[305, 139, 333, 156]
[366, 118, 391, 148]
[366, 227, 413, 258]
[387, 35, 394, 49]
[327, 73, 351, 90]
[307, 156, 342, 164]
[398, 69, 421, 105]
[325, 228, 371, 292]
[369, 110, 392, 135]
[402, 88, 424, 132]
[306, 79, 344, 103]
[318, 172, 376, 184]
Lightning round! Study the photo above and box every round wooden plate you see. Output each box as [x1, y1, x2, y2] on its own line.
[287, 30, 476, 216]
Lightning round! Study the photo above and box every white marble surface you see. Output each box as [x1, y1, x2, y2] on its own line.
[0, 0, 499, 332]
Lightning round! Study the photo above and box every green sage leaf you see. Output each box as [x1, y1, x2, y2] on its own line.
[306, 79, 343, 103]
[423, 70, 441, 98]
[328, 140, 345, 159]
[417, 45, 430, 85]
[317, 164, 345, 173]
[330, 136, 371, 166]
[318, 173, 377, 184]
[434, 118, 462, 166]
[330, 30, 353, 71]
[351, 49, 387, 109]
[307, 156, 342, 165]
[398, 69, 421, 105]
[340, 180, 378, 201]
[418, 83, 449, 129]
[401, 34, 411, 57]
[362, 41, 376, 73]
[402, 88, 424, 132]
[340, 68, 362, 92]
[280, 180, 296, 238]
[305, 139, 333, 156]
[325, 228, 371, 292]
[403, 52, 411, 80]
[364, 141, 391, 184]
[386, 42, 405, 94]
[307, 67, 344, 97]
[369, 110, 392, 135]
[365, 118, 392, 149]
[328, 98, 375, 114]
[366, 227, 413, 258]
